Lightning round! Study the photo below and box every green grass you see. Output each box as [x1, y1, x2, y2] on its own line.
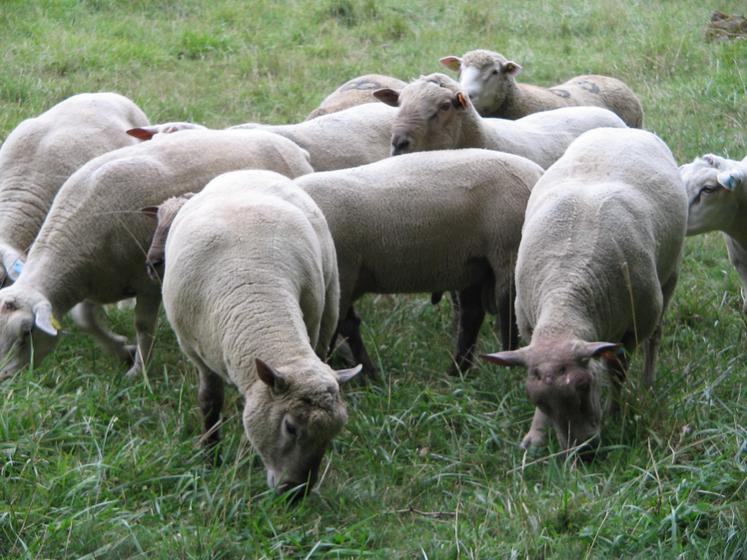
[1, 1, 746, 558]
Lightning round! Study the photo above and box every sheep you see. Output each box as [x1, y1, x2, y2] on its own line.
[374, 73, 627, 169]
[306, 74, 407, 120]
[440, 49, 643, 127]
[0, 129, 313, 383]
[161, 169, 361, 495]
[291, 148, 544, 376]
[0, 92, 149, 286]
[126, 122, 208, 141]
[480, 128, 687, 456]
[141, 193, 195, 280]
[679, 153, 747, 312]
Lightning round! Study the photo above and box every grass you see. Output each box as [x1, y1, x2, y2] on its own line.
[1, 0, 746, 558]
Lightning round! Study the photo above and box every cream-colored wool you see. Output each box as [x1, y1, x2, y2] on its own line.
[441, 49, 643, 127]
[482, 128, 686, 453]
[162, 170, 357, 493]
[306, 74, 407, 120]
[375, 73, 627, 168]
[0, 129, 313, 383]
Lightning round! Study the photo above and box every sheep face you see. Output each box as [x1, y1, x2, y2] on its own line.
[482, 338, 621, 456]
[680, 155, 744, 236]
[142, 194, 194, 282]
[441, 51, 522, 116]
[375, 74, 469, 156]
[243, 359, 351, 497]
[0, 287, 59, 382]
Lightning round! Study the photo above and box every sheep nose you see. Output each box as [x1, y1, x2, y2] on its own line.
[391, 135, 410, 156]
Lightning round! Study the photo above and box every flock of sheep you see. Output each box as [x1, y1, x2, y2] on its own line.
[0, 48, 744, 499]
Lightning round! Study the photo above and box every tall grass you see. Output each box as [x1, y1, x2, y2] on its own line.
[1, 1, 745, 558]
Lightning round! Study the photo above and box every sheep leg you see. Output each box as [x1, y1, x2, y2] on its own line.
[521, 407, 549, 449]
[337, 306, 378, 379]
[449, 284, 485, 375]
[70, 301, 133, 363]
[724, 235, 747, 314]
[643, 272, 677, 387]
[125, 292, 161, 379]
[497, 289, 519, 351]
[198, 367, 225, 466]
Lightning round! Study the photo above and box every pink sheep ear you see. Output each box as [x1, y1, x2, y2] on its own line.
[481, 349, 528, 368]
[440, 56, 462, 72]
[454, 92, 469, 109]
[141, 206, 159, 218]
[373, 88, 401, 107]
[576, 341, 623, 360]
[127, 127, 158, 141]
[502, 61, 522, 75]
[335, 364, 363, 384]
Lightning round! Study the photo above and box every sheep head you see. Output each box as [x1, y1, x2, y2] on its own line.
[680, 154, 746, 236]
[441, 49, 521, 116]
[243, 358, 361, 498]
[0, 285, 60, 383]
[374, 73, 470, 156]
[142, 194, 195, 282]
[482, 337, 622, 456]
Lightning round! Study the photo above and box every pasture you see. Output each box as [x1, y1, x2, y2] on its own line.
[1, 0, 745, 558]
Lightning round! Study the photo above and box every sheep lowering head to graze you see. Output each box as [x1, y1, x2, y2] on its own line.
[680, 153, 747, 313]
[373, 73, 626, 169]
[161, 170, 361, 497]
[141, 193, 195, 281]
[0, 129, 313, 384]
[306, 74, 407, 120]
[480, 128, 687, 458]
[439, 49, 643, 127]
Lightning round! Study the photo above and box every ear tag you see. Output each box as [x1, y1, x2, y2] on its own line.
[9, 258, 24, 281]
[724, 175, 737, 191]
[51, 315, 62, 330]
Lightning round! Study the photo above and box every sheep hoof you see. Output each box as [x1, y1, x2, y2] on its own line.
[520, 431, 545, 450]
[124, 362, 142, 380]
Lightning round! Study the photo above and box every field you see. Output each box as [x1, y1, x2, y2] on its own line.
[1, 1, 746, 558]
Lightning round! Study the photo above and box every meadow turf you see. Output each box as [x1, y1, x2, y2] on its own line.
[0, 0, 745, 558]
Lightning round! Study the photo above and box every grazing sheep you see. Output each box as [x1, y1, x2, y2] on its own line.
[679, 153, 747, 312]
[0, 92, 149, 285]
[306, 74, 407, 120]
[161, 170, 360, 495]
[374, 73, 626, 168]
[292, 148, 544, 376]
[480, 128, 687, 456]
[440, 49, 643, 127]
[0, 129, 313, 383]
[142, 193, 195, 280]
[127, 122, 208, 141]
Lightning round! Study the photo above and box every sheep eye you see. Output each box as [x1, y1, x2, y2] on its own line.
[558, 366, 567, 375]
[491, 69, 499, 76]
[285, 420, 297, 436]
[439, 101, 451, 112]
[699, 184, 720, 195]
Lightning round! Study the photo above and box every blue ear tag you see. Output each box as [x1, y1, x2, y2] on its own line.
[725, 175, 737, 191]
[7, 258, 24, 280]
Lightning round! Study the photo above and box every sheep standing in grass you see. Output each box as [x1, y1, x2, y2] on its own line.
[481, 128, 687, 456]
[0, 129, 313, 383]
[306, 74, 407, 120]
[161, 170, 360, 495]
[440, 49, 643, 127]
[294, 149, 544, 376]
[374, 73, 626, 168]
[0, 92, 149, 285]
[680, 153, 747, 312]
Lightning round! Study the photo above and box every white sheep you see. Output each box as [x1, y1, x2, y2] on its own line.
[0, 92, 149, 285]
[161, 169, 360, 495]
[440, 49, 643, 127]
[374, 73, 627, 168]
[293, 148, 544, 376]
[0, 129, 313, 383]
[480, 128, 687, 456]
[306, 74, 407, 120]
[679, 153, 747, 312]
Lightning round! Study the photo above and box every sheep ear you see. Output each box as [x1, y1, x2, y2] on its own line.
[141, 206, 159, 218]
[1, 249, 24, 282]
[335, 364, 363, 384]
[454, 92, 468, 109]
[717, 169, 744, 191]
[126, 126, 158, 141]
[255, 358, 289, 394]
[373, 88, 401, 107]
[481, 349, 528, 368]
[439, 56, 462, 72]
[577, 341, 623, 360]
[33, 301, 59, 337]
[502, 61, 522, 75]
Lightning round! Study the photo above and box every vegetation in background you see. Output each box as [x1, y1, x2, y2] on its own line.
[0, 1, 745, 558]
